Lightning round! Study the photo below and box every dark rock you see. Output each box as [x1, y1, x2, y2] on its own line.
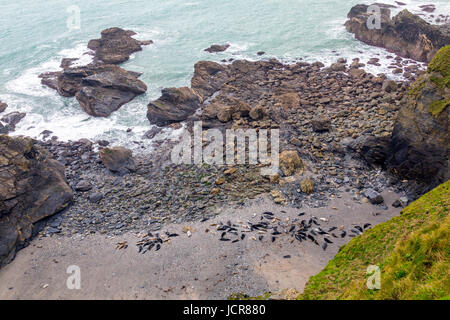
[364, 188, 384, 204]
[147, 87, 201, 126]
[346, 135, 391, 166]
[99, 147, 136, 173]
[39, 29, 149, 117]
[97, 140, 110, 147]
[311, 116, 331, 132]
[392, 199, 402, 207]
[88, 27, 152, 64]
[143, 127, 163, 139]
[0, 123, 8, 134]
[1, 112, 26, 128]
[89, 193, 104, 203]
[257, 51, 266, 56]
[191, 61, 229, 99]
[0, 136, 73, 267]
[345, 6, 450, 62]
[204, 44, 230, 53]
[75, 180, 92, 192]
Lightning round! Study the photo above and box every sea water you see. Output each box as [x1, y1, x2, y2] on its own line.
[0, 0, 448, 147]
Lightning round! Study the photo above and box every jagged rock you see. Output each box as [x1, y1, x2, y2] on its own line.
[345, 6, 450, 62]
[0, 101, 7, 113]
[1, 112, 26, 129]
[39, 28, 149, 117]
[76, 86, 135, 118]
[191, 61, 229, 99]
[88, 27, 152, 64]
[147, 87, 201, 126]
[99, 147, 136, 173]
[0, 136, 73, 267]
[279, 150, 304, 177]
[204, 44, 230, 53]
[388, 45, 449, 187]
[42, 64, 146, 117]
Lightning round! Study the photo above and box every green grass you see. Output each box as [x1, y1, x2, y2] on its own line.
[298, 181, 450, 300]
[429, 99, 450, 118]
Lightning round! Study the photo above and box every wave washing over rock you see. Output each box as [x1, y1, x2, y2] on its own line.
[0, 1, 448, 302]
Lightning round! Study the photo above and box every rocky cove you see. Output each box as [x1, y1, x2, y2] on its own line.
[0, 3, 448, 300]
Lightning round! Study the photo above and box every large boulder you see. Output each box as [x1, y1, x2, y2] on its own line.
[75, 67, 147, 117]
[0, 136, 73, 267]
[388, 45, 449, 187]
[99, 147, 136, 174]
[147, 87, 202, 126]
[88, 27, 152, 64]
[345, 6, 450, 62]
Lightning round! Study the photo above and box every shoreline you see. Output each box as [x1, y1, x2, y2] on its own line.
[0, 191, 402, 299]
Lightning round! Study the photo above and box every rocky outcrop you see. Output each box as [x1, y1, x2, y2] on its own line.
[42, 64, 147, 117]
[0, 135, 73, 267]
[147, 87, 202, 126]
[345, 5, 450, 62]
[40, 28, 150, 117]
[88, 27, 152, 64]
[204, 44, 230, 53]
[388, 45, 449, 188]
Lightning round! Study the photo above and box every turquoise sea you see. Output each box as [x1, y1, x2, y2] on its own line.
[0, 0, 448, 146]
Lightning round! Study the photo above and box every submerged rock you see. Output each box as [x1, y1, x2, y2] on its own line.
[0, 136, 73, 267]
[204, 44, 230, 53]
[345, 5, 449, 62]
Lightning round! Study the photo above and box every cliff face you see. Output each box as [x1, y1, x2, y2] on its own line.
[345, 5, 450, 62]
[388, 45, 449, 189]
[0, 135, 73, 267]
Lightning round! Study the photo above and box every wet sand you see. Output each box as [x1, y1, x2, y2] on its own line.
[0, 189, 402, 299]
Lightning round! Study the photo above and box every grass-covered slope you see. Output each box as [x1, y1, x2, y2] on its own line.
[298, 181, 450, 300]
